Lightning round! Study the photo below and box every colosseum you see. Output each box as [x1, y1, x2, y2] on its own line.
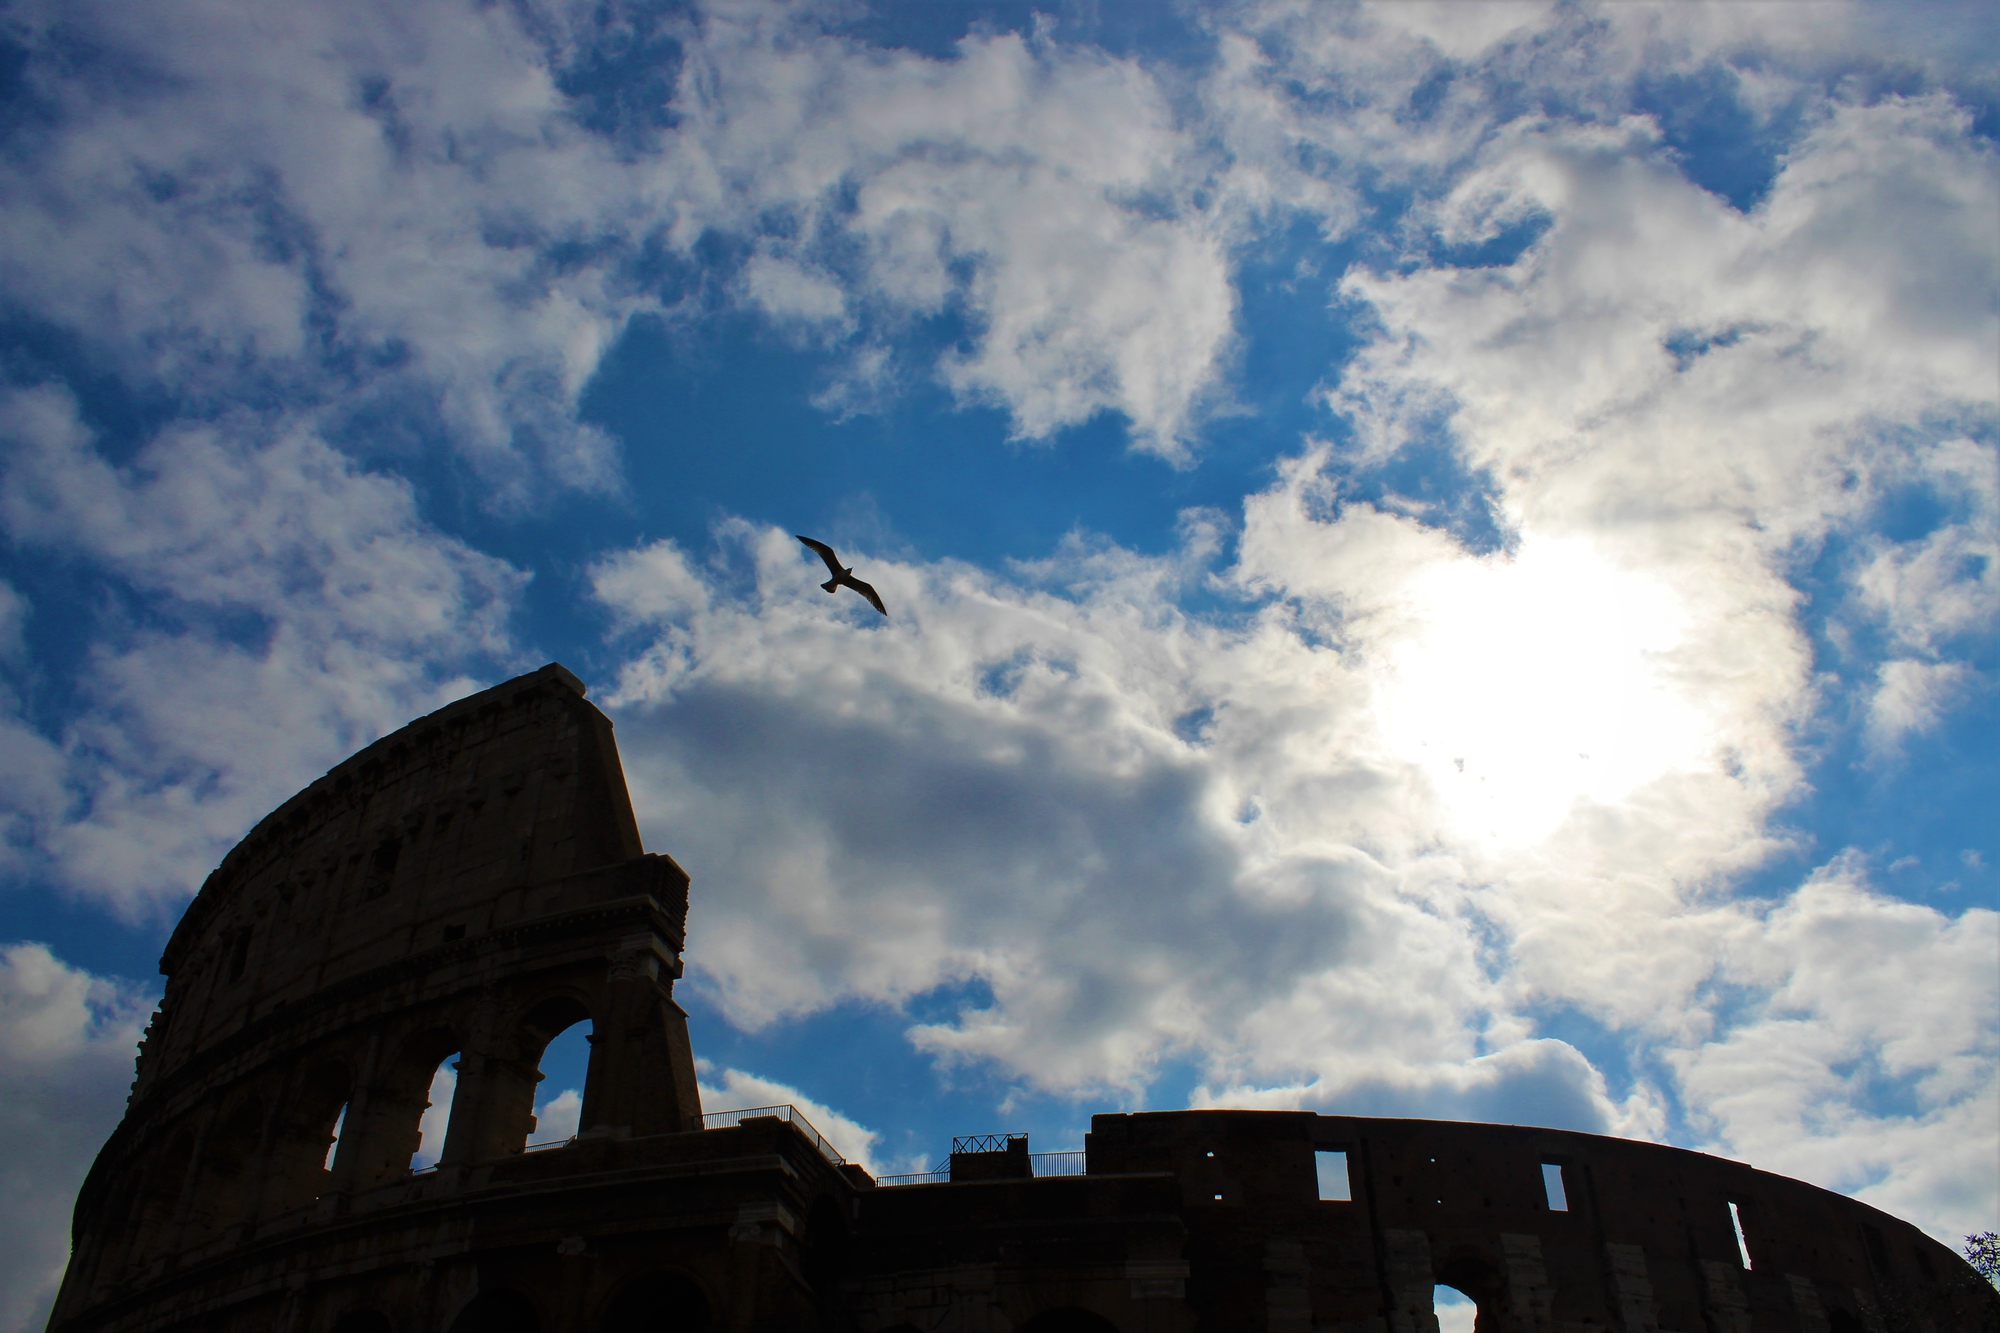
[47, 665, 1997, 1333]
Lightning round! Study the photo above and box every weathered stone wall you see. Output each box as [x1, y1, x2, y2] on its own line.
[52, 665, 707, 1331]
[1078, 1111, 1993, 1333]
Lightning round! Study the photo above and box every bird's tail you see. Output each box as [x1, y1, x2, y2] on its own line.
[821, 578, 840, 594]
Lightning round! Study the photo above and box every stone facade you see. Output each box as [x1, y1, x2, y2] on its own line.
[49, 666, 1999, 1333]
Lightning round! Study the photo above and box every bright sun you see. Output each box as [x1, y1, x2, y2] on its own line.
[1376, 535, 1712, 847]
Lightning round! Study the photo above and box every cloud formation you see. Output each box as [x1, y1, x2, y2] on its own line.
[0, 0, 1991, 1287]
[0, 386, 525, 917]
[0, 945, 153, 1333]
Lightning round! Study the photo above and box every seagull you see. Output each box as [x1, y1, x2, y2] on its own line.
[796, 535, 887, 616]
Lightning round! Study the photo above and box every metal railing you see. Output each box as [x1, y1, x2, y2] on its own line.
[952, 1132, 1025, 1154]
[702, 1104, 847, 1166]
[875, 1149, 1086, 1186]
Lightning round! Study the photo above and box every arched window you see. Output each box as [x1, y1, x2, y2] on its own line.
[1433, 1251, 1499, 1333]
[595, 1271, 711, 1333]
[409, 1051, 460, 1171]
[529, 1009, 593, 1149]
[340, 1027, 460, 1189]
[1433, 1284, 1478, 1333]
[482, 995, 593, 1158]
[447, 1291, 538, 1333]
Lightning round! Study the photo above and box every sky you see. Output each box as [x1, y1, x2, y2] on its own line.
[0, 0, 1995, 1324]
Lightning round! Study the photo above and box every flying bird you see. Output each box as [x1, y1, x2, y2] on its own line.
[796, 535, 887, 616]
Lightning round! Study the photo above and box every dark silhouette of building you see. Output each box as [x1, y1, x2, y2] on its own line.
[49, 666, 1997, 1333]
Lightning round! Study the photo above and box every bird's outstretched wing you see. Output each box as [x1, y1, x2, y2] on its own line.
[796, 534, 843, 577]
[846, 578, 888, 616]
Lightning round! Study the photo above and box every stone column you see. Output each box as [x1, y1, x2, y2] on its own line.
[579, 935, 702, 1137]
[1604, 1243, 1661, 1333]
[1500, 1234, 1555, 1333]
[1384, 1229, 1441, 1333]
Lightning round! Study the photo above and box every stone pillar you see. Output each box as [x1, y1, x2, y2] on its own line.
[1701, 1260, 1753, 1333]
[440, 1047, 542, 1164]
[1605, 1243, 1661, 1333]
[1500, 1234, 1555, 1333]
[1265, 1237, 1312, 1333]
[1384, 1229, 1440, 1333]
[323, 1030, 384, 1198]
[580, 935, 702, 1137]
[725, 1202, 793, 1333]
[1787, 1275, 1830, 1333]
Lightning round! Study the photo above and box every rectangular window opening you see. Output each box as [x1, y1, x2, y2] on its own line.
[1541, 1162, 1569, 1212]
[1315, 1149, 1351, 1202]
[1729, 1200, 1753, 1270]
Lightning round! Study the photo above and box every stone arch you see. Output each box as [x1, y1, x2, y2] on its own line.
[1015, 1310, 1120, 1333]
[1434, 1249, 1503, 1333]
[346, 1025, 462, 1189]
[446, 1290, 539, 1333]
[478, 992, 595, 1158]
[593, 1270, 713, 1332]
[266, 1056, 352, 1214]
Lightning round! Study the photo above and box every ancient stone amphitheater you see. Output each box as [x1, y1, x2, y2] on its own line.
[48, 666, 1997, 1333]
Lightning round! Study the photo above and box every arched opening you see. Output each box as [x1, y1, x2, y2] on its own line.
[410, 1050, 459, 1170]
[446, 1291, 538, 1333]
[1433, 1285, 1478, 1333]
[1015, 1311, 1119, 1333]
[529, 1008, 594, 1149]
[485, 995, 592, 1156]
[185, 1095, 265, 1244]
[594, 1271, 711, 1333]
[1434, 1251, 1502, 1333]
[329, 1311, 394, 1333]
[344, 1028, 460, 1188]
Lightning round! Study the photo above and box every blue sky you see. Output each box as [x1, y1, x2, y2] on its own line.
[0, 0, 1996, 1322]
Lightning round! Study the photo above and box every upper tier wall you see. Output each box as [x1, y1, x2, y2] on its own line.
[134, 664, 648, 1100]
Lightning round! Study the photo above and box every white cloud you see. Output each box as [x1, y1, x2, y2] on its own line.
[661, 12, 1239, 457]
[697, 1064, 884, 1176]
[1673, 859, 1999, 1242]
[1867, 658, 1973, 753]
[0, 944, 153, 1333]
[0, 385, 526, 916]
[739, 254, 851, 331]
[0, 0, 1991, 1270]
[0, 581, 27, 661]
[534, 1087, 582, 1144]
[594, 490, 1993, 1233]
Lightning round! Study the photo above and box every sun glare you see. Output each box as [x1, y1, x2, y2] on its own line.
[1376, 536, 1710, 847]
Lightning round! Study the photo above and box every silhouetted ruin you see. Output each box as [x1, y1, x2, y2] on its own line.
[50, 665, 1998, 1332]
